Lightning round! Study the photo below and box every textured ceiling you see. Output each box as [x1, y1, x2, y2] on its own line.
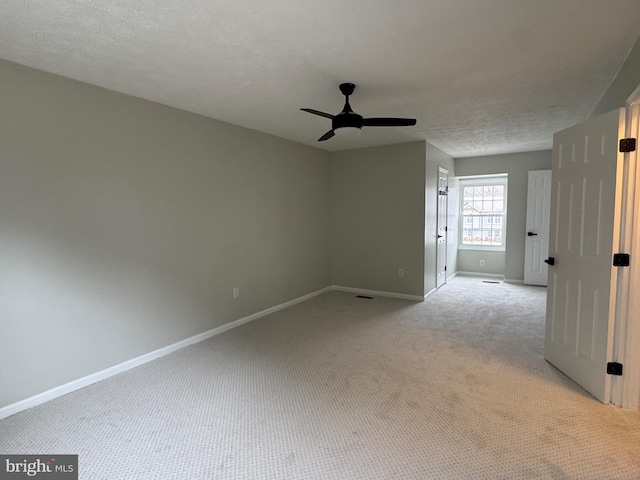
[1, 0, 640, 157]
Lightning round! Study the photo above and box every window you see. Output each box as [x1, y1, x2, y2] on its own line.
[459, 175, 507, 250]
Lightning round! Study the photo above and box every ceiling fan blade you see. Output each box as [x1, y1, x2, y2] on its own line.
[318, 130, 335, 142]
[362, 118, 417, 127]
[301, 108, 334, 119]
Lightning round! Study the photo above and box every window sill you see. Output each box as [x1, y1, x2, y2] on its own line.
[457, 245, 506, 252]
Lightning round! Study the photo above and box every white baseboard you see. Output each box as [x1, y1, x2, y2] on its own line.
[456, 271, 505, 280]
[0, 286, 332, 420]
[424, 288, 437, 299]
[331, 285, 424, 302]
[504, 278, 524, 285]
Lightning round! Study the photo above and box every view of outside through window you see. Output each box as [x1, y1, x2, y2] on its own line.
[462, 184, 505, 246]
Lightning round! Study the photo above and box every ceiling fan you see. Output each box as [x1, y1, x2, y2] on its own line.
[301, 83, 417, 141]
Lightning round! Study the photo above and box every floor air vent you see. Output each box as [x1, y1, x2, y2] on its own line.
[356, 295, 374, 299]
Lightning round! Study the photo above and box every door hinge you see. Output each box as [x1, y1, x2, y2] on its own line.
[445, 226, 448, 232]
[619, 138, 637, 153]
[613, 253, 630, 267]
[607, 362, 623, 376]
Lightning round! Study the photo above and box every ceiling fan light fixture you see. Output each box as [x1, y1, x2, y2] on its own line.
[334, 126, 362, 137]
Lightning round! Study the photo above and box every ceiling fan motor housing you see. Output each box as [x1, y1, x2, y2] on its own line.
[333, 112, 363, 130]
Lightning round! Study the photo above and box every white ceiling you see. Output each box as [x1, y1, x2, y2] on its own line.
[1, 0, 639, 157]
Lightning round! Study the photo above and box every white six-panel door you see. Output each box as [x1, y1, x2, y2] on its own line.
[524, 170, 552, 286]
[436, 167, 448, 289]
[545, 108, 626, 403]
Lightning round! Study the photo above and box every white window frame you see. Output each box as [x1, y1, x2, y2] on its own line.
[458, 174, 508, 251]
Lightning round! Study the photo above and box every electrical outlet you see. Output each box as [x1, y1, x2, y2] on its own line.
[233, 287, 240, 299]
[397, 268, 404, 277]
[480, 260, 485, 267]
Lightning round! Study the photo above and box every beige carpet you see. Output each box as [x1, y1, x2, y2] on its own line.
[1, 276, 639, 479]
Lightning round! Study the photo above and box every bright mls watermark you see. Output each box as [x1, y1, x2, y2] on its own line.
[0, 455, 77, 479]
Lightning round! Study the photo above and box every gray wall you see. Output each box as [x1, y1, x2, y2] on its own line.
[446, 177, 459, 282]
[0, 59, 331, 408]
[455, 151, 552, 282]
[330, 142, 426, 297]
[592, 35, 640, 116]
[457, 250, 505, 276]
[424, 142, 456, 294]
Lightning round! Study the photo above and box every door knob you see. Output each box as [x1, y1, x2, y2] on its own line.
[527, 232, 538, 236]
[544, 257, 555, 266]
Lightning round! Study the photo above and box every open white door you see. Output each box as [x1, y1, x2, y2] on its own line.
[545, 108, 626, 403]
[524, 170, 551, 286]
[436, 167, 448, 289]
[612, 97, 640, 410]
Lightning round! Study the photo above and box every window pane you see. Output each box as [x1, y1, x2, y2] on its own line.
[459, 179, 506, 247]
[463, 187, 474, 200]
